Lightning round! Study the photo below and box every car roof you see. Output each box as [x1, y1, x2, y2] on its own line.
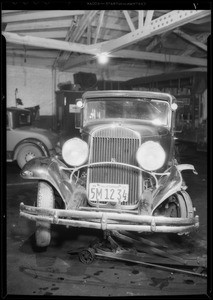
[7, 107, 30, 113]
[82, 90, 174, 104]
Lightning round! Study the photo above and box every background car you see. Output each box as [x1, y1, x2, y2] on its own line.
[7, 107, 60, 168]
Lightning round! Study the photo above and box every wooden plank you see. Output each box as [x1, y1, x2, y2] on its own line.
[13, 30, 68, 39]
[146, 31, 171, 51]
[146, 36, 161, 51]
[57, 11, 98, 66]
[87, 24, 91, 45]
[61, 54, 95, 70]
[99, 10, 211, 53]
[5, 19, 74, 32]
[123, 10, 136, 32]
[180, 33, 209, 56]
[5, 14, 132, 34]
[94, 11, 105, 44]
[2, 10, 85, 23]
[68, 11, 98, 42]
[112, 49, 207, 66]
[2, 31, 101, 55]
[62, 47, 207, 71]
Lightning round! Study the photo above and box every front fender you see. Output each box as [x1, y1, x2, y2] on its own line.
[151, 164, 197, 213]
[20, 157, 75, 205]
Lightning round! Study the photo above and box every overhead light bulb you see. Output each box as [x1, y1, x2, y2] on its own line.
[97, 52, 109, 64]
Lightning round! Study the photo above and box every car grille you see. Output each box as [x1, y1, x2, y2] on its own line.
[87, 126, 141, 208]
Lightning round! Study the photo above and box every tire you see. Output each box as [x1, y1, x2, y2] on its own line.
[16, 143, 44, 169]
[35, 181, 54, 248]
[154, 193, 187, 218]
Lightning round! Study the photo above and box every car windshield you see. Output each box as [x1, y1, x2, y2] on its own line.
[83, 97, 170, 126]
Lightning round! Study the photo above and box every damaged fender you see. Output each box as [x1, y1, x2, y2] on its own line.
[20, 157, 76, 206]
[151, 164, 197, 215]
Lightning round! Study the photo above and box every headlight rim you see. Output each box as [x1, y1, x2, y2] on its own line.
[62, 137, 89, 167]
[136, 140, 166, 172]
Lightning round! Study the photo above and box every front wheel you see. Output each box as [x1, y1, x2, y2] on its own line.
[16, 143, 44, 168]
[35, 181, 54, 248]
[154, 193, 187, 218]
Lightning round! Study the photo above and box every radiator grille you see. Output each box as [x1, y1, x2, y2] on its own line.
[87, 126, 141, 208]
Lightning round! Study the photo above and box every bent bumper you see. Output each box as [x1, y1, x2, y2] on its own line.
[20, 203, 199, 234]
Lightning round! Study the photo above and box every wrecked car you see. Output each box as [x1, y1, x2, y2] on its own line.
[19, 91, 199, 248]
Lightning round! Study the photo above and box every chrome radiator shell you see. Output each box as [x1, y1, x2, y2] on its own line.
[87, 125, 141, 209]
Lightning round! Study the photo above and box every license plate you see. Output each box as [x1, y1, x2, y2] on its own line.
[89, 183, 129, 203]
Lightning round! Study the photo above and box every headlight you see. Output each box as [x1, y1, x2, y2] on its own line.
[136, 141, 166, 171]
[62, 138, 89, 166]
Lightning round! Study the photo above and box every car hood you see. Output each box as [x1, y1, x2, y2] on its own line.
[14, 126, 59, 145]
[83, 122, 170, 140]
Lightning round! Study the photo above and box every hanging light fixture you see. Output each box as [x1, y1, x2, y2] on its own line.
[97, 52, 109, 64]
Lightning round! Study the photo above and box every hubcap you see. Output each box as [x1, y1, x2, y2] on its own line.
[25, 151, 36, 162]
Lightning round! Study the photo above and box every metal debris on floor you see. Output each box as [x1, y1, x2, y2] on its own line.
[68, 230, 207, 278]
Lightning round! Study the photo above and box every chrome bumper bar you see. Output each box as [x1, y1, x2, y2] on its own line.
[20, 203, 199, 233]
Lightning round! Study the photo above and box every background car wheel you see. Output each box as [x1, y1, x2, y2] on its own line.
[35, 181, 54, 248]
[16, 143, 44, 168]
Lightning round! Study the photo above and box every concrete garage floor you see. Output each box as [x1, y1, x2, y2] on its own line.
[5, 145, 208, 297]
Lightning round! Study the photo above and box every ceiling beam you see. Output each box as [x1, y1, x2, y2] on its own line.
[9, 30, 68, 39]
[2, 31, 100, 55]
[87, 24, 92, 45]
[111, 49, 207, 66]
[146, 36, 160, 51]
[56, 11, 98, 66]
[144, 10, 154, 26]
[4, 13, 134, 35]
[61, 54, 95, 70]
[138, 11, 144, 29]
[180, 32, 209, 56]
[53, 19, 75, 67]
[123, 10, 136, 32]
[67, 11, 98, 42]
[173, 28, 207, 51]
[62, 47, 207, 71]
[5, 19, 75, 32]
[2, 10, 85, 23]
[94, 10, 105, 43]
[146, 31, 171, 51]
[98, 10, 211, 53]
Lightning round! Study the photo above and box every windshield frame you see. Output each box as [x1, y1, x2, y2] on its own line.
[83, 97, 171, 128]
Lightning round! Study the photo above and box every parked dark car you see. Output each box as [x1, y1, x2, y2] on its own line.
[7, 107, 60, 168]
[19, 91, 199, 247]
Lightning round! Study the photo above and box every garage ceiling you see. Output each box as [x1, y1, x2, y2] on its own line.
[2, 10, 211, 80]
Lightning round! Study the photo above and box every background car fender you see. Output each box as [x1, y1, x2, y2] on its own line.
[13, 138, 49, 160]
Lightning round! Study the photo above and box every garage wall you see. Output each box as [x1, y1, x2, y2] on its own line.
[6, 65, 74, 116]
